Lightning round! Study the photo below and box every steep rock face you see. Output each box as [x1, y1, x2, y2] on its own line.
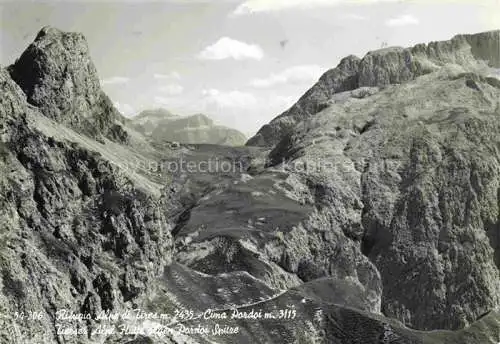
[132, 110, 247, 146]
[247, 30, 500, 147]
[0, 67, 172, 343]
[0, 69, 27, 143]
[261, 66, 500, 330]
[8, 26, 128, 144]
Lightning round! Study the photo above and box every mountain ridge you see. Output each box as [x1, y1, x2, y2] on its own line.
[131, 109, 247, 146]
[247, 29, 500, 147]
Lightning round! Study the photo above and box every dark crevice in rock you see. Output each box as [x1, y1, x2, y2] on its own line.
[360, 235, 376, 258]
[1, 269, 25, 300]
[358, 119, 377, 135]
[465, 78, 481, 91]
[172, 206, 194, 237]
[359, 160, 376, 258]
[485, 188, 500, 268]
[92, 273, 114, 311]
[267, 132, 300, 168]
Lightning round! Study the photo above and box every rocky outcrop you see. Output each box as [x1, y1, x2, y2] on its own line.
[0, 44, 171, 343]
[259, 65, 500, 330]
[247, 30, 500, 147]
[131, 110, 247, 146]
[8, 26, 129, 144]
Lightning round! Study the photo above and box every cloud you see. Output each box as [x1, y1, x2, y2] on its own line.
[343, 13, 367, 20]
[153, 72, 181, 80]
[113, 102, 135, 117]
[385, 14, 419, 27]
[159, 84, 184, 96]
[232, 0, 406, 15]
[201, 89, 258, 108]
[101, 76, 130, 85]
[250, 65, 324, 88]
[198, 37, 264, 61]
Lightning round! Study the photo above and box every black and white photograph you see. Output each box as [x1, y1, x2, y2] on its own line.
[0, 0, 499, 343]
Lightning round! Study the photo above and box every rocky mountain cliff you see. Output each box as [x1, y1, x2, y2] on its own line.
[0, 26, 499, 344]
[0, 27, 173, 344]
[8, 26, 129, 144]
[131, 109, 247, 146]
[247, 30, 500, 147]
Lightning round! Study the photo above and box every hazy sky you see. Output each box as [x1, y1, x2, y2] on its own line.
[1, 0, 499, 136]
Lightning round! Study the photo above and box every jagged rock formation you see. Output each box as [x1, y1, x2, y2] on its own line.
[131, 109, 247, 146]
[1, 26, 500, 344]
[8, 26, 129, 144]
[0, 28, 174, 343]
[240, 29, 500, 332]
[0, 66, 174, 343]
[263, 69, 500, 330]
[247, 30, 500, 147]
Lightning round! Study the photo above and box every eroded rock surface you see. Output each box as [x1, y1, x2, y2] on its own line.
[0, 58, 172, 343]
[8, 26, 129, 144]
[247, 30, 500, 147]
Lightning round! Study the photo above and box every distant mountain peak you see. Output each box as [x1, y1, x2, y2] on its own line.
[134, 108, 177, 120]
[131, 110, 246, 146]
